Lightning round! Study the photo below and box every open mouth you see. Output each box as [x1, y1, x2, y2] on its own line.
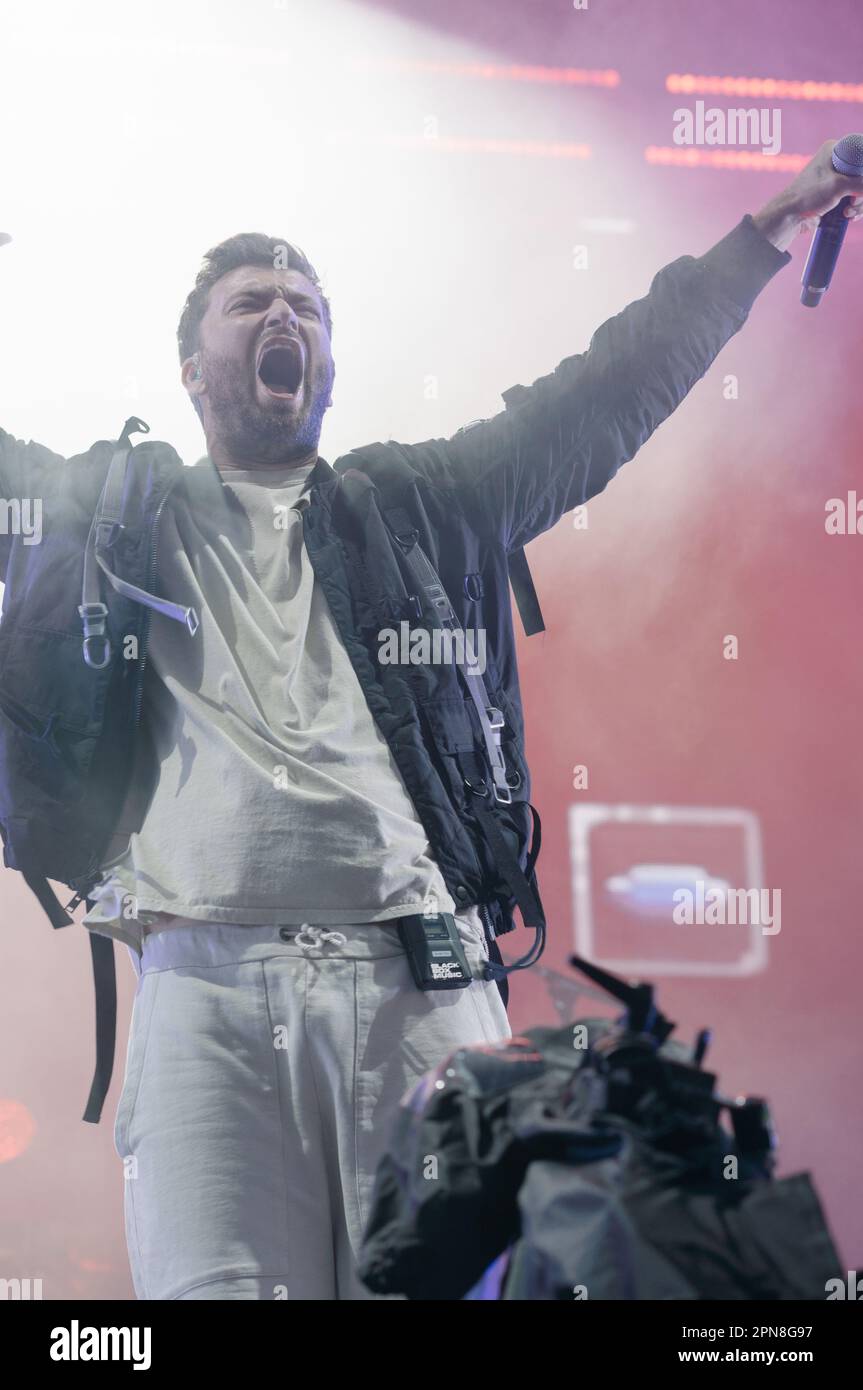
[257, 341, 303, 396]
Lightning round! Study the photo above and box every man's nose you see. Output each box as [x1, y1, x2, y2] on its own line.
[265, 298, 299, 331]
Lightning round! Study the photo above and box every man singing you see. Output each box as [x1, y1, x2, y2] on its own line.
[0, 140, 859, 1300]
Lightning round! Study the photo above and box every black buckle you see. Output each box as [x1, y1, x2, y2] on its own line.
[95, 519, 125, 550]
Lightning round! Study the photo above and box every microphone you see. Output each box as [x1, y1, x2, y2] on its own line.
[801, 133, 863, 307]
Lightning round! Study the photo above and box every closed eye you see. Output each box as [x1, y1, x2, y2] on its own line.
[230, 296, 319, 315]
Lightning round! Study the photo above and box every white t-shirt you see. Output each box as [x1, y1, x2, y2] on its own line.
[82, 456, 455, 957]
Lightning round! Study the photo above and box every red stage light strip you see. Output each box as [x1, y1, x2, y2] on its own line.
[646, 146, 809, 172]
[668, 74, 863, 103]
[328, 132, 592, 159]
[344, 57, 619, 88]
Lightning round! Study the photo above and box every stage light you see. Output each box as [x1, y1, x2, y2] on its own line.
[668, 73, 863, 103]
[645, 146, 809, 172]
[0, 1098, 36, 1162]
[344, 57, 620, 88]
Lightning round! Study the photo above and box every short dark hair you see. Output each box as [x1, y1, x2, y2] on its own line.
[177, 232, 333, 367]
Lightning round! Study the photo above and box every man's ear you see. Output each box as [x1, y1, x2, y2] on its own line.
[181, 351, 206, 412]
[327, 357, 336, 409]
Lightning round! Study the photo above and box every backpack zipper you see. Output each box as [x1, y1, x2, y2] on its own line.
[65, 853, 103, 913]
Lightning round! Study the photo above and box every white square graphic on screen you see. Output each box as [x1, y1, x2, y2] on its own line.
[568, 803, 772, 977]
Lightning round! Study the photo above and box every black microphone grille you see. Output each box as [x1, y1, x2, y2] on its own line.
[832, 133, 863, 176]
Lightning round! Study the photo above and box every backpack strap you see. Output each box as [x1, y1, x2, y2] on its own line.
[18, 870, 116, 1123]
[21, 867, 74, 930]
[382, 507, 547, 979]
[79, 416, 199, 670]
[81, 928, 117, 1125]
[507, 547, 545, 636]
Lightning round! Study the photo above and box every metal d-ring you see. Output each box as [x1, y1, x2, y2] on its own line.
[463, 777, 490, 798]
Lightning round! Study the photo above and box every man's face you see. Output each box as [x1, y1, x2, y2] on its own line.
[183, 264, 335, 463]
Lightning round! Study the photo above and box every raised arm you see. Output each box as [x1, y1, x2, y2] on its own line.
[404, 140, 862, 555]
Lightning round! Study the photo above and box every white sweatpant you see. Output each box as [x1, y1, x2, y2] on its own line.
[113, 909, 511, 1300]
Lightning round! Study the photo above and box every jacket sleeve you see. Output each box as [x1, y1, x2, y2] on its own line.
[0, 428, 65, 586]
[410, 214, 791, 553]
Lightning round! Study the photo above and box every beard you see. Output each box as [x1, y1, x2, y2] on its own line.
[200, 348, 333, 464]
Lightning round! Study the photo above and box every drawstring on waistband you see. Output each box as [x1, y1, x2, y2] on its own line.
[294, 924, 349, 951]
